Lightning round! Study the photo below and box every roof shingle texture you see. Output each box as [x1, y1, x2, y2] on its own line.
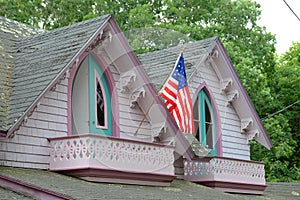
[1, 166, 300, 200]
[0, 15, 111, 131]
[0, 186, 35, 200]
[0, 17, 42, 131]
[138, 37, 217, 90]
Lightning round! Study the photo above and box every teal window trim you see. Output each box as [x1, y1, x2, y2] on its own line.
[198, 90, 217, 156]
[88, 55, 112, 136]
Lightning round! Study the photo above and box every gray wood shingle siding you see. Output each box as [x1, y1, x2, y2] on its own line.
[0, 15, 111, 132]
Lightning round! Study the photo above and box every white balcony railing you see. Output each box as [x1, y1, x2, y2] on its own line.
[49, 134, 175, 176]
[184, 157, 266, 193]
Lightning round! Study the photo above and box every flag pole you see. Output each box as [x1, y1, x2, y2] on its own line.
[134, 46, 186, 135]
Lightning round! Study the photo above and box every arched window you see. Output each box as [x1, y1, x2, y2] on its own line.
[88, 55, 112, 136]
[71, 54, 112, 136]
[194, 88, 217, 156]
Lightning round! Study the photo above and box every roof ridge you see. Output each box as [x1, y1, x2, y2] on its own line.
[138, 36, 218, 57]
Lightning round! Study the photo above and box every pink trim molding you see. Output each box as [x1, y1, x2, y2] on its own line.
[59, 168, 176, 187]
[215, 38, 272, 149]
[200, 181, 267, 195]
[108, 16, 193, 160]
[94, 69, 109, 129]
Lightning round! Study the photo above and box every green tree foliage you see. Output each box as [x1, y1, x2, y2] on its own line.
[1, 0, 298, 181]
[251, 114, 299, 181]
[251, 42, 300, 182]
[274, 42, 300, 178]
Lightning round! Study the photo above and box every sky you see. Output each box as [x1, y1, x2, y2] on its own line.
[254, 0, 300, 55]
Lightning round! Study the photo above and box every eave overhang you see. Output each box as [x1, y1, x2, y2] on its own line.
[212, 38, 272, 149]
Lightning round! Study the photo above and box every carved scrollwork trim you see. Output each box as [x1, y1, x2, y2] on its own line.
[244, 129, 259, 144]
[151, 122, 167, 142]
[86, 30, 112, 53]
[226, 90, 239, 106]
[211, 49, 219, 58]
[220, 78, 233, 94]
[129, 86, 145, 108]
[241, 118, 253, 133]
[119, 69, 137, 93]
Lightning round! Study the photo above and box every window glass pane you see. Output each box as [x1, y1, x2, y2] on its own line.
[97, 80, 105, 126]
[205, 100, 213, 149]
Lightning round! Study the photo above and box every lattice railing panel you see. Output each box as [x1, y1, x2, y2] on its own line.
[49, 135, 175, 174]
[184, 157, 265, 184]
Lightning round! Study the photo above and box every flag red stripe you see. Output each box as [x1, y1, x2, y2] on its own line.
[177, 91, 187, 131]
[160, 54, 195, 135]
[168, 80, 178, 90]
[164, 86, 177, 100]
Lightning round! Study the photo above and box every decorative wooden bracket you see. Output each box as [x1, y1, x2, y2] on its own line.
[211, 49, 219, 58]
[241, 118, 253, 133]
[119, 69, 137, 93]
[151, 122, 167, 142]
[226, 90, 239, 106]
[129, 86, 145, 108]
[244, 129, 259, 144]
[86, 30, 112, 53]
[220, 78, 233, 94]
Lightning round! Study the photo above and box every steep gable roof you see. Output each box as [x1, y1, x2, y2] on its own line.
[138, 37, 272, 149]
[0, 15, 111, 134]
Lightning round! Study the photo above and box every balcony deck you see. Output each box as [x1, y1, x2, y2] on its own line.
[184, 157, 266, 194]
[49, 134, 176, 186]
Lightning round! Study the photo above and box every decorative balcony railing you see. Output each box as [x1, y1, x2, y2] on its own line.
[49, 134, 175, 175]
[184, 157, 266, 194]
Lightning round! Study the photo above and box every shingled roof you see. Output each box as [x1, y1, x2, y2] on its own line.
[138, 37, 216, 90]
[0, 17, 43, 131]
[0, 15, 111, 133]
[1, 166, 300, 200]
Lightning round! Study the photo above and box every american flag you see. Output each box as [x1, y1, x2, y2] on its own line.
[97, 82, 104, 111]
[160, 54, 195, 134]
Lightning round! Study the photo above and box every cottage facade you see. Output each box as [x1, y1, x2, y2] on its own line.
[0, 15, 271, 194]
